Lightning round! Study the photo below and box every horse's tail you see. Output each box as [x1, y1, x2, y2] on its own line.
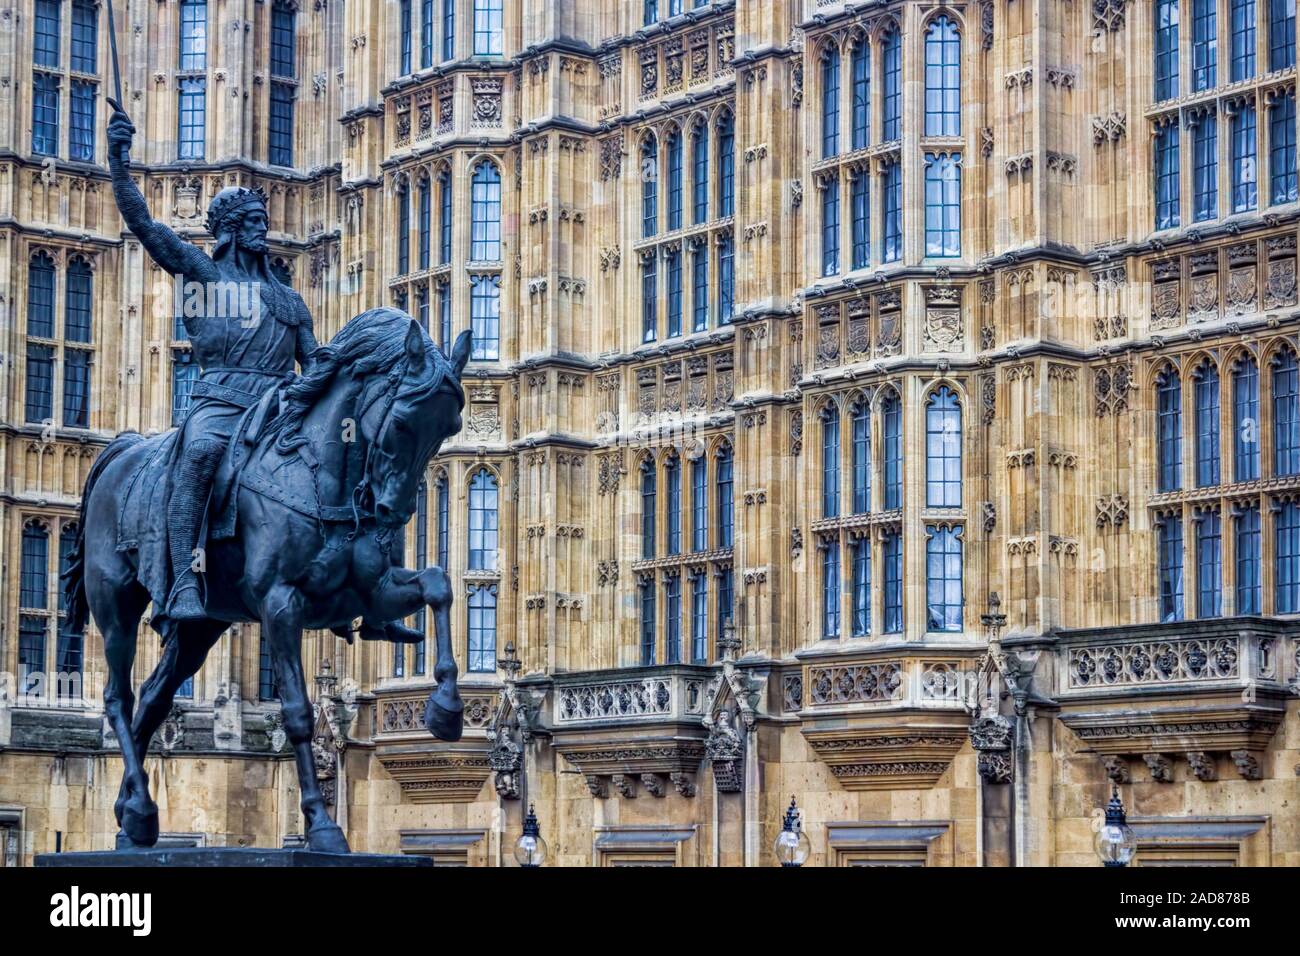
[61, 431, 146, 635]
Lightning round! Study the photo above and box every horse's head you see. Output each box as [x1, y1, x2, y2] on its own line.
[358, 321, 472, 528]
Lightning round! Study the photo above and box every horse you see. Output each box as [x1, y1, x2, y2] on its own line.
[62, 307, 473, 853]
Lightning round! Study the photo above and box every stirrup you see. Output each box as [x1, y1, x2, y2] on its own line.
[166, 572, 206, 621]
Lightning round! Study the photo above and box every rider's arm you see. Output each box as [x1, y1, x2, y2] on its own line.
[295, 304, 320, 373]
[109, 106, 217, 282]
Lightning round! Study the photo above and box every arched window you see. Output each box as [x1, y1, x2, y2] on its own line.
[438, 168, 452, 263]
[691, 454, 708, 551]
[822, 404, 841, 518]
[1158, 513, 1185, 622]
[27, 251, 55, 337]
[65, 257, 93, 343]
[1155, 0, 1181, 101]
[924, 17, 961, 137]
[851, 39, 870, 149]
[641, 459, 657, 559]
[641, 136, 658, 238]
[716, 445, 734, 547]
[470, 161, 501, 261]
[852, 398, 871, 513]
[1193, 361, 1221, 487]
[472, 0, 503, 56]
[1157, 367, 1183, 492]
[665, 454, 682, 556]
[467, 584, 497, 672]
[926, 525, 963, 631]
[667, 128, 683, 231]
[822, 178, 840, 276]
[467, 468, 498, 570]
[435, 473, 450, 568]
[1233, 356, 1261, 481]
[397, 184, 411, 274]
[882, 27, 901, 141]
[21, 520, 49, 610]
[821, 46, 840, 158]
[926, 387, 962, 507]
[822, 540, 841, 639]
[882, 390, 903, 509]
[418, 176, 431, 268]
[1273, 349, 1299, 476]
[717, 112, 734, 218]
[691, 121, 708, 223]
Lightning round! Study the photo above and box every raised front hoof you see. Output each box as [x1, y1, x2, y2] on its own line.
[306, 821, 351, 854]
[424, 696, 464, 742]
[119, 800, 160, 848]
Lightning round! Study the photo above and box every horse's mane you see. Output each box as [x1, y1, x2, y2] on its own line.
[264, 306, 458, 451]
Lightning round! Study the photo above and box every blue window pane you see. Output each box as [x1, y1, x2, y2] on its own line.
[822, 179, 840, 276]
[32, 74, 59, 157]
[418, 179, 431, 268]
[717, 236, 734, 324]
[1275, 500, 1300, 612]
[883, 390, 902, 509]
[36, 0, 61, 67]
[1155, 0, 1181, 101]
[178, 79, 206, 160]
[926, 525, 963, 632]
[924, 17, 961, 136]
[26, 345, 55, 424]
[470, 274, 500, 360]
[666, 250, 682, 337]
[21, 521, 49, 609]
[852, 537, 871, 636]
[470, 161, 501, 260]
[420, 0, 434, 69]
[467, 585, 497, 672]
[467, 468, 499, 570]
[1231, 104, 1258, 213]
[692, 123, 708, 223]
[1154, 122, 1180, 229]
[691, 246, 708, 332]
[70, 80, 96, 162]
[398, 188, 410, 273]
[883, 531, 902, 632]
[28, 252, 56, 337]
[1157, 367, 1183, 492]
[1192, 0, 1217, 91]
[718, 113, 734, 217]
[924, 153, 962, 258]
[640, 580, 656, 664]
[269, 82, 294, 166]
[665, 456, 681, 555]
[851, 173, 869, 270]
[1274, 350, 1300, 475]
[400, 0, 412, 74]
[1270, 0, 1296, 69]
[439, 169, 452, 263]
[19, 617, 48, 696]
[271, 2, 296, 77]
[1234, 357, 1261, 481]
[716, 568, 734, 640]
[1194, 362, 1221, 487]
[1193, 113, 1218, 222]
[690, 572, 708, 663]
[642, 137, 658, 237]
[1158, 514, 1185, 622]
[664, 574, 681, 664]
[1196, 510, 1223, 617]
[641, 460, 656, 559]
[691, 457, 707, 551]
[822, 405, 840, 518]
[63, 349, 91, 428]
[1271, 92, 1298, 205]
[852, 400, 870, 513]
[851, 42, 869, 150]
[65, 260, 93, 342]
[1236, 505, 1261, 613]
[442, 0, 455, 60]
[926, 386, 962, 507]
[822, 48, 840, 158]
[667, 130, 683, 230]
[436, 475, 449, 568]
[882, 30, 901, 141]
[717, 448, 734, 547]
[882, 162, 902, 263]
[642, 252, 657, 342]
[1232, 0, 1257, 81]
[822, 540, 841, 639]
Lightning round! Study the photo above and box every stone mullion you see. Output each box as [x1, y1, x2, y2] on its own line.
[904, 375, 929, 640]
[900, 5, 921, 266]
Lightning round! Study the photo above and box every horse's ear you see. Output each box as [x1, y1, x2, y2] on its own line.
[405, 319, 425, 363]
[450, 328, 473, 378]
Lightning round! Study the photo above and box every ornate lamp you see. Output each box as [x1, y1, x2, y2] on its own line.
[513, 803, 548, 868]
[773, 796, 811, 867]
[1094, 786, 1137, 867]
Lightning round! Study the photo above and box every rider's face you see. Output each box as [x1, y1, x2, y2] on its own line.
[236, 209, 269, 253]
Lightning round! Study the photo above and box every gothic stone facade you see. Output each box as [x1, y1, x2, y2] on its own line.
[1, 0, 1298, 867]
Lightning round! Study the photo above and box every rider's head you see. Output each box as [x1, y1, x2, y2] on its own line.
[208, 187, 270, 260]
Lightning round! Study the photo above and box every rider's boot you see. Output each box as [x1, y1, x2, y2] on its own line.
[165, 440, 224, 621]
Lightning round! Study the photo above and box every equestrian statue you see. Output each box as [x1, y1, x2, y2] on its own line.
[59, 98, 471, 854]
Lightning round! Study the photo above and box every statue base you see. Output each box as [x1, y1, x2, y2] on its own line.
[36, 848, 432, 868]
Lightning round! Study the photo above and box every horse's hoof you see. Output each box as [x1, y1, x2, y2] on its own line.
[115, 829, 146, 851]
[424, 696, 464, 742]
[120, 799, 159, 848]
[306, 821, 350, 854]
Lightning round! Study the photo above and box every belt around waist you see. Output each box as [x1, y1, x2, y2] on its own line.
[191, 380, 263, 408]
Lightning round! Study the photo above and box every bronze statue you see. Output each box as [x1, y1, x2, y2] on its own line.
[62, 101, 471, 853]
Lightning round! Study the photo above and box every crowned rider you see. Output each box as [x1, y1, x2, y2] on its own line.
[108, 99, 318, 620]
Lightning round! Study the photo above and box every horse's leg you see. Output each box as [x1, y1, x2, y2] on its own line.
[98, 588, 157, 848]
[126, 619, 226, 767]
[363, 566, 463, 742]
[421, 566, 463, 742]
[261, 583, 349, 853]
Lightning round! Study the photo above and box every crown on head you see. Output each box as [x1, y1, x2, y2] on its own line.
[206, 185, 270, 236]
